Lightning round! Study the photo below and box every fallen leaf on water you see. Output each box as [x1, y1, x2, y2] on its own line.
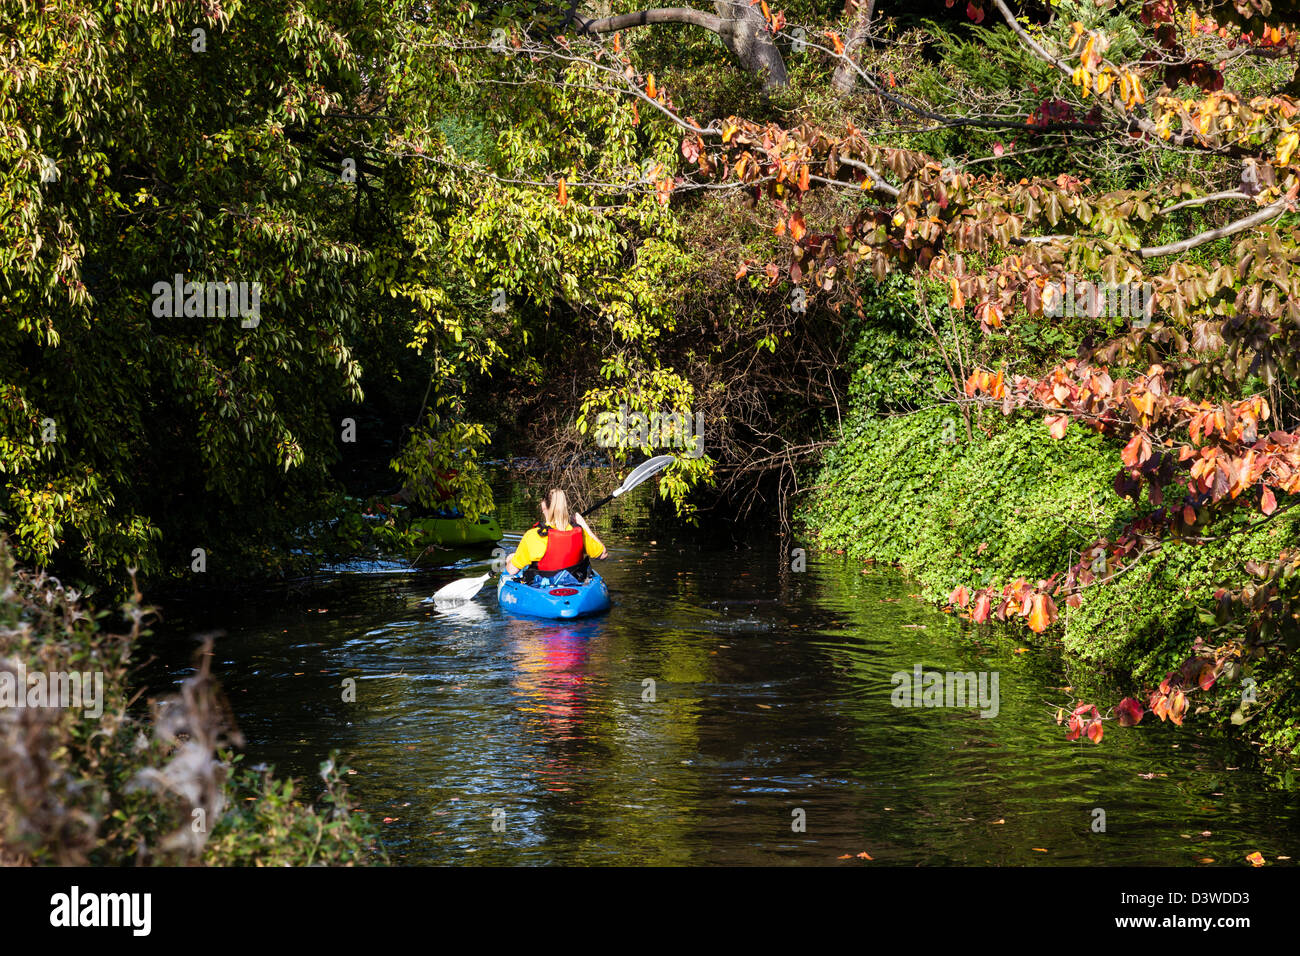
[756, 703, 772, 709]
[856, 851, 873, 860]
[1278, 855, 1291, 860]
[1032, 848, 1048, 852]
[1201, 830, 1212, 836]
[1198, 857, 1215, 864]
[382, 817, 398, 823]
[1013, 648, 1028, 654]
[1246, 851, 1266, 867]
[991, 818, 1006, 825]
[837, 854, 853, 860]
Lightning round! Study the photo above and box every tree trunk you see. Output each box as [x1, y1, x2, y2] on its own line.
[831, 0, 876, 95]
[711, 1, 787, 91]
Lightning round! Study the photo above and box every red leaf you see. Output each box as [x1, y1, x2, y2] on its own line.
[1115, 697, 1145, 726]
[1121, 433, 1152, 468]
[1086, 719, 1104, 743]
[1262, 485, 1277, 515]
[1198, 664, 1220, 692]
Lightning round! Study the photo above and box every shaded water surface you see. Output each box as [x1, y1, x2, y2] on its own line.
[142, 484, 1300, 865]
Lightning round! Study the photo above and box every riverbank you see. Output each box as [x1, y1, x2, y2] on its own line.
[0, 538, 381, 866]
[798, 406, 1300, 759]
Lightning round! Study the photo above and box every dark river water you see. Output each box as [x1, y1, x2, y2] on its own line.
[141, 477, 1300, 865]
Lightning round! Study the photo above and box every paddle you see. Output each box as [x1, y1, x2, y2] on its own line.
[424, 455, 675, 604]
[576, 454, 675, 518]
[427, 571, 491, 604]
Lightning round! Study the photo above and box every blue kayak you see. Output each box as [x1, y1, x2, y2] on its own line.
[497, 571, 612, 619]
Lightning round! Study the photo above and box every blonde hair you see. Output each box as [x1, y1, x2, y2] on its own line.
[543, 488, 571, 528]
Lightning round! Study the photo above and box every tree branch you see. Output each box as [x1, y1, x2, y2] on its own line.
[578, 9, 724, 34]
[1140, 198, 1292, 258]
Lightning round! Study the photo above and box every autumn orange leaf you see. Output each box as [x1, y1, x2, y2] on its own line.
[789, 211, 807, 242]
[1026, 592, 1057, 633]
[1246, 851, 1265, 867]
[556, 178, 567, 206]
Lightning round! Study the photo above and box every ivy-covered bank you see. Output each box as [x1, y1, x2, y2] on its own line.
[799, 407, 1300, 758]
[0, 539, 380, 866]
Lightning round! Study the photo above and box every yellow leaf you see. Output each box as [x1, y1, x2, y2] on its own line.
[1277, 130, 1299, 166]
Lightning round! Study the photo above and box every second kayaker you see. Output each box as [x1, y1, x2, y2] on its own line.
[505, 488, 608, 585]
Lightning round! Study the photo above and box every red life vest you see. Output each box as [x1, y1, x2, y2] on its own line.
[537, 525, 586, 572]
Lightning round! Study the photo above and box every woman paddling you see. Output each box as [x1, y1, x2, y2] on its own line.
[505, 488, 608, 586]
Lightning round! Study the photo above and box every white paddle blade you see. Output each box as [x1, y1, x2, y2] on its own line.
[618, 455, 675, 495]
[431, 572, 490, 603]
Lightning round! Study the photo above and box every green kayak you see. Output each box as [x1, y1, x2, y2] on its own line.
[409, 513, 502, 546]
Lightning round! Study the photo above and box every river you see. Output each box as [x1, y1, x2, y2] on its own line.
[140, 475, 1300, 865]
